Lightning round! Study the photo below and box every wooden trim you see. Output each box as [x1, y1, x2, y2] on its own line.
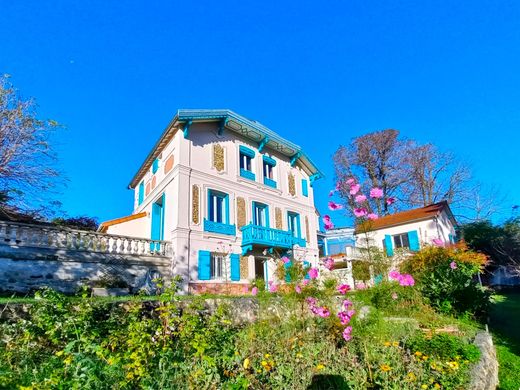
[98, 212, 147, 233]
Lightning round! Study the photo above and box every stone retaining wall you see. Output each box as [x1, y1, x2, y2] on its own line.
[0, 245, 172, 294]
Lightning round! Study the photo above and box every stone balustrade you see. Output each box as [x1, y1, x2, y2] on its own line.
[0, 220, 171, 257]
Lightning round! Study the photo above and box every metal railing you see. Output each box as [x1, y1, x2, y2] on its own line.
[241, 224, 305, 249]
[0, 220, 171, 257]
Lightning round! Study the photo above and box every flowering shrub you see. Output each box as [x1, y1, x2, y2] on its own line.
[400, 243, 491, 317]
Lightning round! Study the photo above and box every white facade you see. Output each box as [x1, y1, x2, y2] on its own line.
[101, 110, 323, 293]
[355, 206, 457, 255]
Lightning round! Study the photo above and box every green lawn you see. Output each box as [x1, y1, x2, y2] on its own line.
[489, 291, 520, 390]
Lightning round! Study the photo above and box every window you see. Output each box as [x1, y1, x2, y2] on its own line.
[253, 202, 269, 227]
[393, 233, 410, 249]
[208, 190, 228, 224]
[210, 253, 225, 279]
[263, 156, 277, 188]
[152, 158, 159, 174]
[239, 146, 255, 180]
[287, 212, 300, 237]
[301, 179, 309, 197]
[138, 181, 144, 205]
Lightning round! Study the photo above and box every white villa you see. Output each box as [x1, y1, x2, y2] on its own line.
[355, 201, 457, 256]
[99, 109, 323, 294]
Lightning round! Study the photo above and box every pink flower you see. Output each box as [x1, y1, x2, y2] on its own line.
[342, 299, 353, 309]
[251, 287, 258, 296]
[323, 258, 335, 271]
[346, 178, 356, 185]
[367, 213, 378, 220]
[337, 311, 351, 325]
[325, 223, 335, 230]
[391, 292, 398, 300]
[397, 274, 415, 287]
[432, 238, 444, 247]
[356, 282, 366, 290]
[354, 208, 368, 218]
[370, 187, 383, 199]
[306, 297, 317, 306]
[328, 190, 336, 197]
[336, 181, 343, 190]
[386, 197, 396, 205]
[269, 283, 279, 293]
[308, 268, 319, 279]
[450, 261, 457, 270]
[355, 194, 367, 203]
[316, 306, 330, 318]
[323, 215, 331, 223]
[302, 279, 310, 286]
[349, 184, 361, 195]
[328, 201, 343, 210]
[281, 256, 291, 264]
[342, 326, 353, 341]
[389, 270, 400, 280]
[337, 284, 351, 295]
[346, 309, 356, 318]
[295, 285, 302, 294]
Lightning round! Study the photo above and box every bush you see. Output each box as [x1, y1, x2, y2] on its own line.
[401, 243, 491, 317]
[405, 333, 480, 363]
[368, 281, 424, 314]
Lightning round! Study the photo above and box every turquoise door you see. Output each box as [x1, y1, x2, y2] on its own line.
[151, 194, 165, 251]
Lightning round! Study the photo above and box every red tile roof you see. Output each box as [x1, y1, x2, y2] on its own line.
[356, 201, 454, 233]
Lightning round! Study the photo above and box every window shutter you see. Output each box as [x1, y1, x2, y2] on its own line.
[303, 260, 310, 279]
[284, 260, 292, 282]
[198, 250, 211, 280]
[230, 253, 240, 281]
[408, 230, 420, 251]
[301, 179, 308, 197]
[384, 235, 394, 256]
[138, 182, 144, 205]
[152, 158, 159, 174]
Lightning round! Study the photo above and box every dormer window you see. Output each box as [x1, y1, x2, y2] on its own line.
[262, 156, 277, 188]
[239, 146, 255, 181]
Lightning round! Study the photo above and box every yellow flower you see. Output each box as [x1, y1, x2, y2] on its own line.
[422, 355, 428, 360]
[243, 358, 250, 369]
[380, 364, 391, 372]
[296, 353, 303, 358]
[392, 341, 399, 347]
[434, 384, 441, 389]
[407, 372, 416, 381]
[415, 351, 422, 357]
[384, 341, 391, 347]
[448, 361, 459, 370]
[55, 350, 64, 357]
[316, 364, 325, 371]
[421, 385, 428, 389]
[64, 355, 73, 365]
[264, 354, 270, 358]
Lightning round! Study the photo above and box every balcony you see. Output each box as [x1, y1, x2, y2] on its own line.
[240, 224, 306, 254]
[203, 219, 236, 236]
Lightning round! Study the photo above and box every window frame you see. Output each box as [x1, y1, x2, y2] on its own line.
[208, 189, 229, 224]
[252, 202, 270, 228]
[210, 253, 226, 280]
[287, 211, 301, 238]
[392, 233, 410, 249]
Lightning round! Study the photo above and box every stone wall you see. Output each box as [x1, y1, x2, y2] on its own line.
[469, 332, 499, 390]
[0, 245, 172, 294]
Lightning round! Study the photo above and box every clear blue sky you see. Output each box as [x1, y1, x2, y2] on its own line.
[2, 0, 519, 226]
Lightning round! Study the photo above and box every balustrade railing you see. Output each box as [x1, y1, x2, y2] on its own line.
[241, 224, 298, 249]
[0, 220, 171, 257]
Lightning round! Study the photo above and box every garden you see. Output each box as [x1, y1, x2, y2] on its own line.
[0, 242, 492, 389]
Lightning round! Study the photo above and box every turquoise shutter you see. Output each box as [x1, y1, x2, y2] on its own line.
[138, 182, 144, 205]
[198, 250, 211, 280]
[303, 261, 310, 279]
[384, 235, 394, 256]
[152, 158, 159, 174]
[230, 253, 240, 281]
[448, 233, 455, 244]
[408, 230, 420, 251]
[301, 179, 308, 197]
[284, 260, 292, 282]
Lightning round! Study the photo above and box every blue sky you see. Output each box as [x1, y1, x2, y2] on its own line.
[1, 1, 519, 226]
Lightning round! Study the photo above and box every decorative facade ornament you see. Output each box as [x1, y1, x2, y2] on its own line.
[305, 216, 310, 242]
[237, 197, 246, 228]
[275, 207, 283, 229]
[192, 185, 200, 224]
[288, 173, 296, 196]
[240, 256, 249, 279]
[213, 144, 225, 172]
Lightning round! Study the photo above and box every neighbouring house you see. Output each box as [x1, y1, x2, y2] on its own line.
[322, 227, 356, 257]
[354, 201, 457, 256]
[99, 109, 323, 294]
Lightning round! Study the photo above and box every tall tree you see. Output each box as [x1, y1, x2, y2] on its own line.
[333, 129, 411, 216]
[0, 74, 63, 214]
[402, 143, 471, 207]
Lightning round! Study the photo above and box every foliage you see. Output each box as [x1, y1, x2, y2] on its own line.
[364, 281, 424, 315]
[401, 243, 491, 317]
[405, 333, 480, 363]
[52, 216, 99, 231]
[352, 260, 371, 281]
[463, 218, 520, 276]
[0, 74, 63, 213]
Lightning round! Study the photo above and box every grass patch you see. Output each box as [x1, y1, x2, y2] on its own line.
[489, 291, 520, 390]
